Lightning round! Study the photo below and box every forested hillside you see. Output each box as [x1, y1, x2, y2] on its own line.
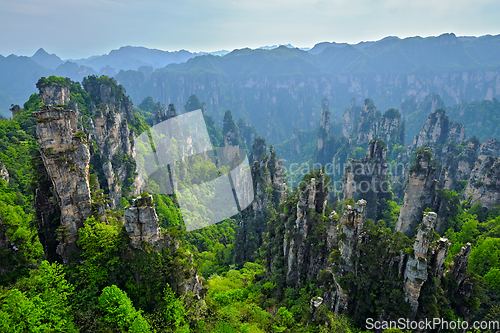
[0, 75, 499, 332]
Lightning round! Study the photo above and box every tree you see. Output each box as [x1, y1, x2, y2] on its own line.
[99, 285, 151, 332]
[162, 283, 186, 329]
[0, 261, 77, 332]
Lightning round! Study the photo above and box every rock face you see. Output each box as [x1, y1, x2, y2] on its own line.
[124, 195, 162, 249]
[412, 109, 465, 149]
[439, 138, 480, 191]
[123, 194, 204, 298]
[39, 84, 71, 106]
[478, 138, 500, 160]
[464, 155, 500, 209]
[342, 98, 360, 138]
[153, 103, 177, 125]
[85, 79, 143, 207]
[343, 100, 404, 146]
[396, 149, 437, 237]
[33, 105, 92, 261]
[317, 98, 331, 151]
[343, 140, 389, 220]
[402, 212, 436, 318]
[449, 243, 471, 288]
[0, 163, 8, 183]
[283, 172, 329, 288]
[329, 199, 367, 314]
[447, 243, 474, 321]
[235, 140, 286, 263]
[338, 200, 367, 272]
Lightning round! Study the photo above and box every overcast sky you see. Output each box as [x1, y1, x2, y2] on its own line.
[1, 0, 499, 59]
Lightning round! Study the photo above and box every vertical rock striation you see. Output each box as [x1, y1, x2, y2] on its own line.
[396, 149, 437, 237]
[282, 171, 329, 289]
[124, 195, 162, 249]
[412, 109, 465, 150]
[318, 98, 331, 151]
[402, 212, 436, 318]
[235, 139, 286, 263]
[343, 139, 389, 220]
[338, 199, 366, 272]
[33, 105, 92, 261]
[464, 155, 500, 209]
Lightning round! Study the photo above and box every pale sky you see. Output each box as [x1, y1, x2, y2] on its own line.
[1, 0, 499, 59]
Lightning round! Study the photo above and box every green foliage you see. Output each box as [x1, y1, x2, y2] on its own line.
[0, 261, 77, 332]
[469, 237, 500, 276]
[0, 183, 44, 285]
[77, 216, 123, 287]
[162, 283, 186, 329]
[36, 76, 71, 89]
[409, 147, 434, 173]
[332, 219, 412, 324]
[99, 285, 151, 332]
[484, 268, 500, 293]
[223, 110, 240, 146]
[446, 98, 500, 143]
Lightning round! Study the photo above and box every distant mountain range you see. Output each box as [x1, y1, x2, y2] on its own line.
[1, 33, 500, 134]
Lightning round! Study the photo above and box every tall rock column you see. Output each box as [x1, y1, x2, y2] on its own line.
[464, 155, 500, 209]
[318, 98, 331, 151]
[396, 148, 437, 237]
[328, 199, 367, 314]
[33, 105, 92, 261]
[338, 199, 367, 272]
[343, 139, 389, 220]
[284, 171, 328, 288]
[403, 212, 436, 318]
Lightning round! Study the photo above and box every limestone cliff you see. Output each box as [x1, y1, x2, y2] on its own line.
[283, 172, 329, 288]
[351, 100, 404, 146]
[412, 109, 465, 150]
[439, 138, 480, 191]
[39, 83, 71, 106]
[447, 243, 474, 321]
[478, 138, 500, 160]
[235, 139, 286, 263]
[341, 98, 360, 138]
[84, 78, 143, 207]
[0, 163, 8, 183]
[464, 155, 500, 209]
[317, 98, 331, 151]
[402, 212, 436, 318]
[153, 103, 177, 125]
[338, 200, 366, 272]
[33, 105, 92, 261]
[124, 195, 162, 249]
[342, 139, 390, 220]
[396, 148, 437, 237]
[123, 194, 203, 298]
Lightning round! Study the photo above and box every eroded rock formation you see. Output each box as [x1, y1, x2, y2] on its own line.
[396, 149, 437, 237]
[0, 163, 8, 183]
[403, 212, 436, 318]
[318, 98, 331, 151]
[283, 172, 329, 288]
[39, 83, 71, 106]
[343, 140, 389, 220]
[33, 105, 92, 261]
[338, 199, 366, 272]
[235, 139, 286, 263]
[464, 155, 500, 209]
[124, 195, 162, 249]
[412, 109, 465, 149]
